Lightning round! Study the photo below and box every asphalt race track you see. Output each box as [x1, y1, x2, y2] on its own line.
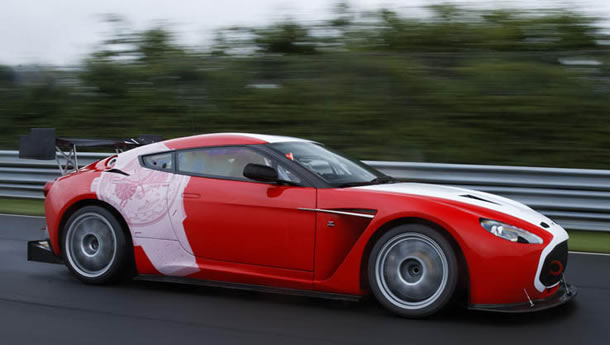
[1, 214, 609, 345]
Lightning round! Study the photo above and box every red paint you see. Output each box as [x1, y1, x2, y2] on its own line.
[43, 182, 54, 197]
[313, 211, 371, 281]
[187, 256, 313, 290]
[133, 246, 161, 275]
[179, 177, 317, 271]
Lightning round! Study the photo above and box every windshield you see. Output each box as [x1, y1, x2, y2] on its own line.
[269, 142, 394, 187]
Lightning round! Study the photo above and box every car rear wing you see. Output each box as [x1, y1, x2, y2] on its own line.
[19, 128, 162, 174]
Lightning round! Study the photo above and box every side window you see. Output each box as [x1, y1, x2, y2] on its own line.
[176, 146, 301, 184]
[141, 152, 173, 171]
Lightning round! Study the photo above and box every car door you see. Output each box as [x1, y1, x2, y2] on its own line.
[170, 145, 317, 271]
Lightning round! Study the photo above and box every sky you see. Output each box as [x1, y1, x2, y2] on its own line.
[0, 0, 609, 66]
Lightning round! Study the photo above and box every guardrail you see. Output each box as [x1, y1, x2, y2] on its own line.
[1, 150, 609, 232]
[364, 161, 610, 232]
[0, 150, 108, 199]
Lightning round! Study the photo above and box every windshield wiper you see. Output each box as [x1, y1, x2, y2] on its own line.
[369, 175, 398, 184]
[337, 175, 398, 188]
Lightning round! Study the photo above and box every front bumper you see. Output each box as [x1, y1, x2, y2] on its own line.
[27, 240, 63, 264]
[469, 280, 577, 313]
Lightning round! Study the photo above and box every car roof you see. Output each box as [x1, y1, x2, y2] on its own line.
[163, 133, 312, 150]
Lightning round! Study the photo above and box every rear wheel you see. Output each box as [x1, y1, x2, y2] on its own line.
[368, 224, 458, 318]
[62, 205, 130, 284]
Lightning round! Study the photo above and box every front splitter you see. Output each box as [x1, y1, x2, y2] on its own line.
[469, 281, 577, 313]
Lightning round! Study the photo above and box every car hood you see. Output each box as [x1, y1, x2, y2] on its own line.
[355, 182, 552, 230]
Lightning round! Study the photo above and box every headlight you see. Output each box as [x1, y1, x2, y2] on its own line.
[480, 219, 543, 244]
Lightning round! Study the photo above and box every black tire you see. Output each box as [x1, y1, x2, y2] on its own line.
[367, 223, 458, 318]
[61, 205, 131, 284]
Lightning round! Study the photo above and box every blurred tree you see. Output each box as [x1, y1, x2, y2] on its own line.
[330, 2, 353, 28]
[254, 23, 316, 54]
[137, 28, 181, 63]
[0, 65, 16, 84]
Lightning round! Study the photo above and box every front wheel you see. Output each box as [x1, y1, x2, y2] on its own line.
[62, 205, 131, 284]
[368, 224, 458, 318]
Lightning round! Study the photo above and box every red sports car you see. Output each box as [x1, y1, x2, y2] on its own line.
[27, 132, 575, 318]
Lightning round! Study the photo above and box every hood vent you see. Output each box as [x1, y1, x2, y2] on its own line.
[460, 194, 499, 205]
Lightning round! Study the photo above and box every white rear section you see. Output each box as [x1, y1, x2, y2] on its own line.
[90, 143, 199, 276]
[357, 183, 569, 292]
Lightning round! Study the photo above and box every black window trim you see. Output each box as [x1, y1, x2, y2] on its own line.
[139, 150, 176, 173]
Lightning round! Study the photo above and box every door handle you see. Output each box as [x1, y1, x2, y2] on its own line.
[182, 192, 200, 199]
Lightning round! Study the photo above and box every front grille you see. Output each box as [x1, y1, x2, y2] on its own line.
[539, 240, 568, 287]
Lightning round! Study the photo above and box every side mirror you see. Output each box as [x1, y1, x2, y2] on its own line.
[243, 163, 278, 183]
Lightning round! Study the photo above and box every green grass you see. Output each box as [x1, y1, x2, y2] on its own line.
[0, 197, 44, 216]
[566, 230, 610, 254]
[0, 197, 609, 253]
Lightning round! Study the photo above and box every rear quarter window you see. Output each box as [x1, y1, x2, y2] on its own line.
[141, 152, 174, 171]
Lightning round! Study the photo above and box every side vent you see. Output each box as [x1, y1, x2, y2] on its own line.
[460, 194, 499, 205]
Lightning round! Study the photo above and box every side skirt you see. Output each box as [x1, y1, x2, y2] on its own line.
[134, 274, 362, 302]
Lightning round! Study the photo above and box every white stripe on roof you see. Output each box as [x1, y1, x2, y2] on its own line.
[221, 133, 313, 144]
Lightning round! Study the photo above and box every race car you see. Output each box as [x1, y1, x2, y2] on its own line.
[25, 131, 576, 318]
